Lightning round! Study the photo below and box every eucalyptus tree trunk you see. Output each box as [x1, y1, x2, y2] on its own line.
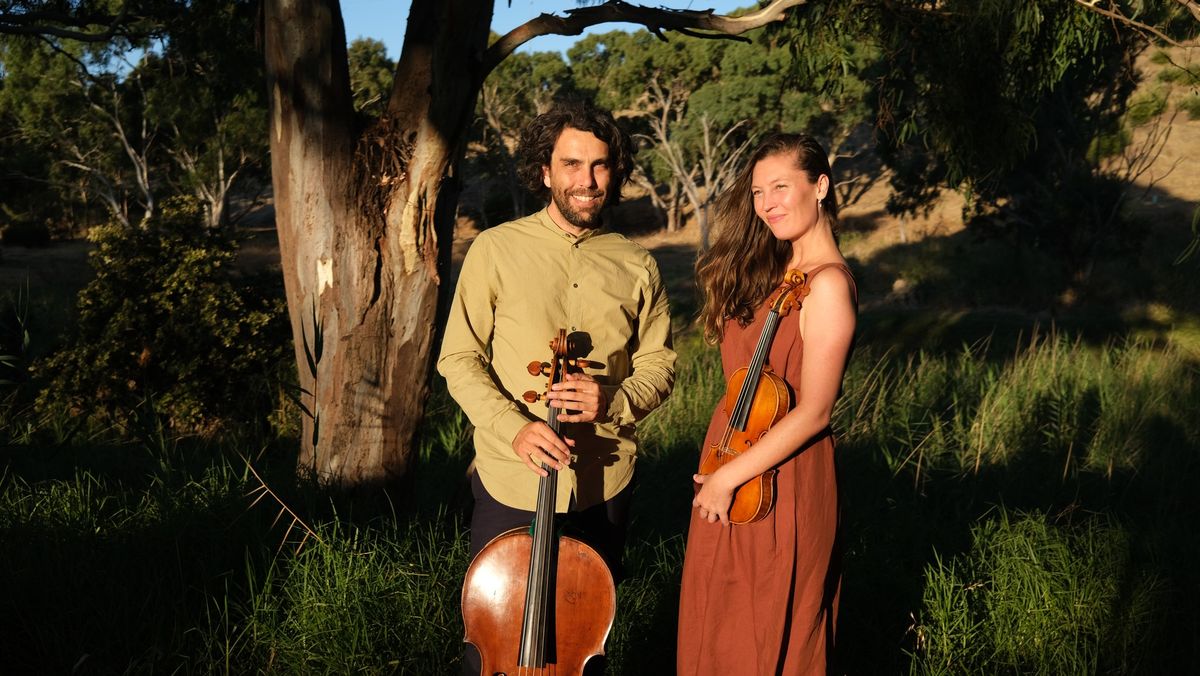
[263, 0, 491, 485]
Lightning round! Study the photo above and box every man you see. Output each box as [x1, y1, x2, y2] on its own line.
[438, 100, 676, 669]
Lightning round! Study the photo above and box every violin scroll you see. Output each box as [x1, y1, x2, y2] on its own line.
[768, 269, 808, 316]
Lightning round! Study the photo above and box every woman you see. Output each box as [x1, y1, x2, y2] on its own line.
[677, 133, 857, 675]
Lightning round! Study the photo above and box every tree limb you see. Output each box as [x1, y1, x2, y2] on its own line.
[1072, 0, 1193, 48]
[483, 0, 809, 77]
[1175, 0, 1200, 23]
[0, 3, 135, 43]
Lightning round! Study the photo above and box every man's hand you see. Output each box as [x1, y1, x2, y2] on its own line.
[545, 373, 609, 423]
[512, 421, 575, 477]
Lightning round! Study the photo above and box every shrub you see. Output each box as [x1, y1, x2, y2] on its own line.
[33, 196, 289, 435]
[1087, 125, 1131, 161]
[1125, 89, 1167, 127]
[1155, 65, 1200, 86]
[1179, 93, 1200, 121]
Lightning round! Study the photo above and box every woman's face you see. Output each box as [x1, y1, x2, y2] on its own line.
[750, 151, 828, 242]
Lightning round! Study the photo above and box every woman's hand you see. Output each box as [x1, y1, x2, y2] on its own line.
[692, 470, 735, 526]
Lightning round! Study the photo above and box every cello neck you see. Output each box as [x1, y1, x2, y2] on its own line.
[519, 375, 563, 666]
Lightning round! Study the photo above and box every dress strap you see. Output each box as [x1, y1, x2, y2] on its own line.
[797, 263, 858, 308]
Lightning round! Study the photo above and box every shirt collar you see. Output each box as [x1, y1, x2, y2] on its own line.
[534, 207, 608, 244]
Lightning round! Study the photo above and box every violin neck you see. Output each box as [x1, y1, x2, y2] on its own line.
[729, 309, 782, 431]
[518, 402, 561, 667]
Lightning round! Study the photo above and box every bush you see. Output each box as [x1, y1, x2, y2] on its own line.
[1155, 65, 1200, 86]
[33, 196, 289, 435]
[1087, 125, 1131, 161]
[1179, 93, 1200, 121]
[1125, 89, 1168, 127]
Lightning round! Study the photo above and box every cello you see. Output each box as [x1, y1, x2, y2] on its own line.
[698, 269, 807, 524]
[461, 329, 617, 675]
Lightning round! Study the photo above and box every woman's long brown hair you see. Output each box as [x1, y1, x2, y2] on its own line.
[696, 133, 839, 343]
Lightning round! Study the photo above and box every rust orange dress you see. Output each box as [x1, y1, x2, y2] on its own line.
[676, 264, 853, 676]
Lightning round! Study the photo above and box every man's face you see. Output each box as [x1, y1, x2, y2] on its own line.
[542, 127, 612, 232]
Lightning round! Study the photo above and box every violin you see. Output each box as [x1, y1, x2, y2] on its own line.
[699, 270, 807, 524]
[461, 329, 616, 675]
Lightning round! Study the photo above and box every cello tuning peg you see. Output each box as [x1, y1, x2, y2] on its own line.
[522, 390, 545, 404]
[570, 358, 602, 369]
[526, 360, 550, 376]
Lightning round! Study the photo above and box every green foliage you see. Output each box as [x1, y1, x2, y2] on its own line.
[911, 511, 1158, 674]
[787, 0, 1187, 276]
[1126, 89, 1168, 126]
[347, 37, 393, 116]
[1179, 93, 1200, 120]
[1087, 124, 1133, 161]
[837, 335, 1200, 483]
[1155, 64, 1200, 86]
[0, 1, 266, 231]
[33, 197, 289, 434]
[2, 332, 1199, 672]
[244, 517, 469, 672]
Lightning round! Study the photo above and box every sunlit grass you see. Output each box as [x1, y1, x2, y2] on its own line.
[1, 332, 1197, 673]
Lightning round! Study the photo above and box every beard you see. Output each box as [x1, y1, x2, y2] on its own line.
[550, 185, 607, 229]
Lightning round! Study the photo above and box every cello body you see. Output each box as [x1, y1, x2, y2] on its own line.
[462, 529, 616, 675]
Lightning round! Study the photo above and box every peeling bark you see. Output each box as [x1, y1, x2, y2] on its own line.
[264, 0, 491, 486]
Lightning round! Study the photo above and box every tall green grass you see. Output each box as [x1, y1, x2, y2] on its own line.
[912, 511, 1159, 675]
[1, 331, 1197, 673]
[837, 334, 1198, 483]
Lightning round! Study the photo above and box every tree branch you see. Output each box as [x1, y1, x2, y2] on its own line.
[1175, 0, 1200, 23]
[0, 4, 135, 43]
[1073, 0, 1192, 48]
[482, 0, 809, 77]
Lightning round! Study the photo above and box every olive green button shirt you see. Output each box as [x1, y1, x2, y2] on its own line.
[437, 208, 676, 512]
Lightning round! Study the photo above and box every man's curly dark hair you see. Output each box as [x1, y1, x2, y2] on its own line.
[516, 99, 635, 205]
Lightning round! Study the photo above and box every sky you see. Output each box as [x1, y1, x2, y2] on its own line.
[340, 0, 752, 59]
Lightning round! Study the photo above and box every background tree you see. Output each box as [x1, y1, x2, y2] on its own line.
[791, 0, 1198, 283]
[347, 37, 392, 117]
[471, 45, 571, 226]
[0, 1, 265, 231]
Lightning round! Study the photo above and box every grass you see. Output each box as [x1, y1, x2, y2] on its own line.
[2, 329, 1198, 674]
[1126, 89, 1168, 127]
[1179, 93, 1200, 121]
[912, 511, 1160, 675]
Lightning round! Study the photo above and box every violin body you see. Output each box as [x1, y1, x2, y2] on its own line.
[698, 270, 807, 525]
[462, 528, 616, 675]
[700, 364, 792, 524]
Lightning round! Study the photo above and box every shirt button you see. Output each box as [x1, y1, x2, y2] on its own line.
[572, 283, 578, 288]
